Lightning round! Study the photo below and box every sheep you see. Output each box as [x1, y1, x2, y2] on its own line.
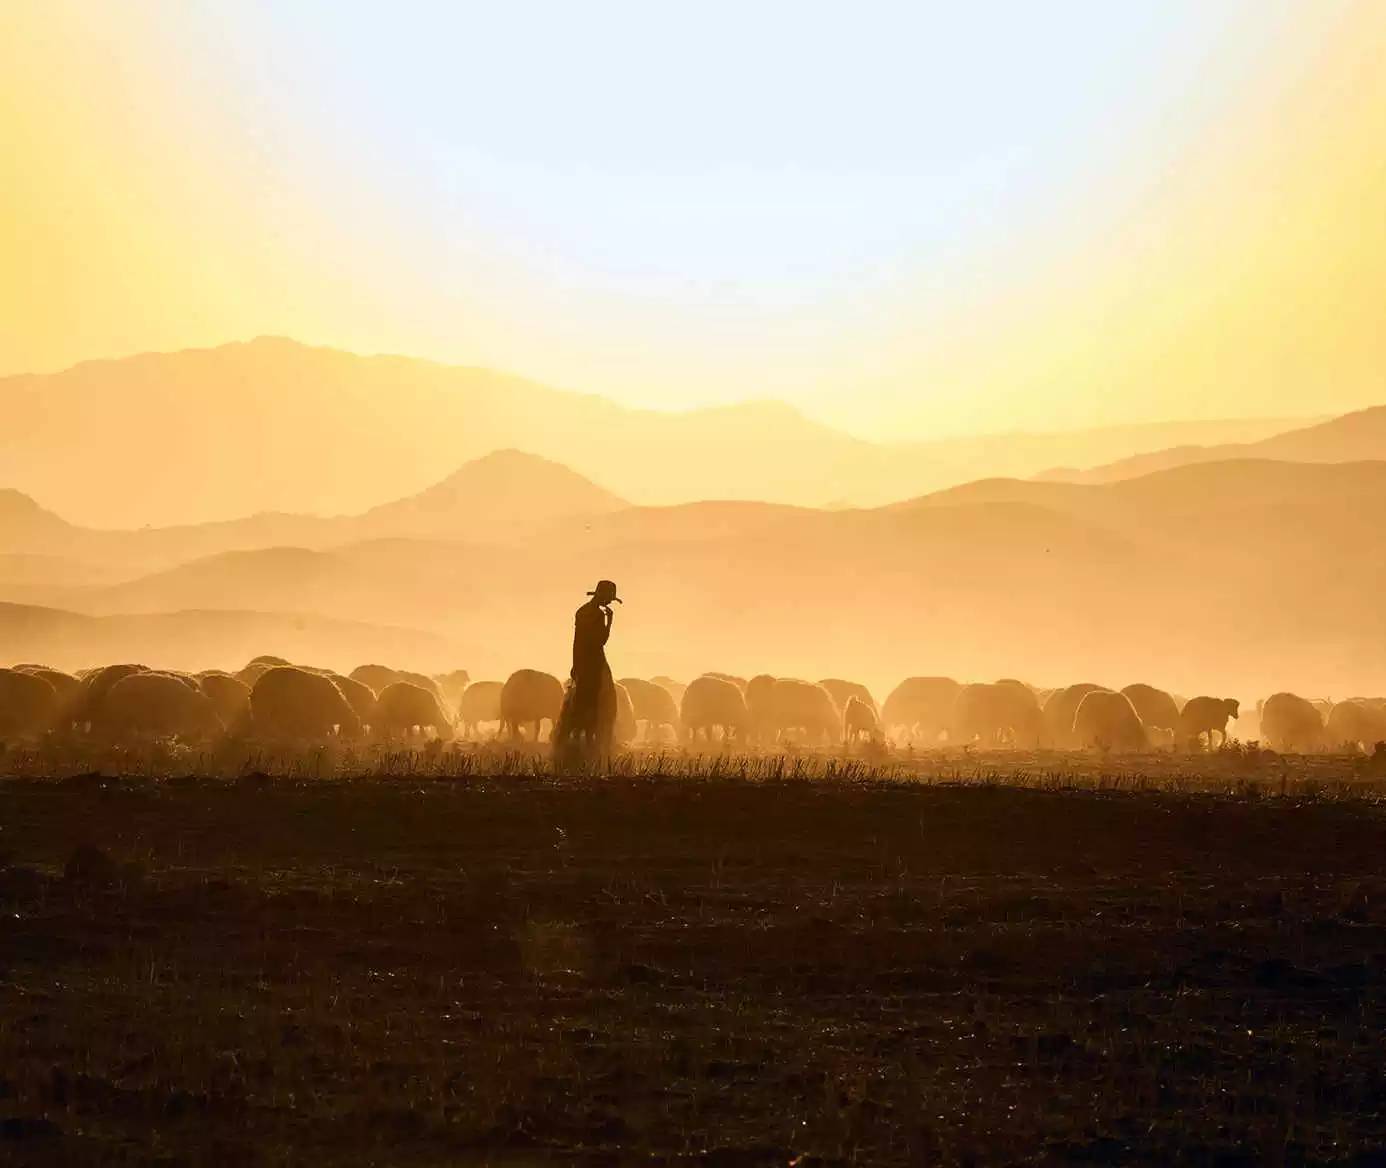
[196, 671, 252, 732]
[349, 664, 399, 695]
[1121, 684, 1181, 736]
[457, 680, 503, 738]
[250, 667, 362, 741]
[1325, 700, 1386, 753]
[15, 666, 81, 729]
[94, 671, 222, 742]
[1259, 693, 1323, 753]
[769, 679, 840, 745]
[1042, 684, 1110, 749]
[236, 661, 278, 688]
[328, 673, 379, 731]
[881, 677, 962, 744]
[375, 681, 454, 739]
[500, 669, 564, 741]
[612, 681, 638, 745]
[1072, 690, 1148, 753]
[701, 671, 748, 692]
[617, 678, 681, 741]
[432, 669, 471, 708]
[1179, 696, 1240, 751]
[952, 682, 1044, 749]
[247, 655, 293, 668]
[843, 695, 880, 744]
[0, 668, 58, 740]
[74, 664, 150, 725]
[818, 679, 877, 717]
[745, 673, 779, 745]
[650, 675, 687, 705]
[680, 675, 748, 743]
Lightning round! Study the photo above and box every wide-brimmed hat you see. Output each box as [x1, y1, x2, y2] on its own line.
[587, 579, 623, 604]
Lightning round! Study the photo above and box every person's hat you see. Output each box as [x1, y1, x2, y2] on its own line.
[587, 579, 623, 604]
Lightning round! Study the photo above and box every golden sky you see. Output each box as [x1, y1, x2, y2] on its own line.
[2, 1, 1382, 439]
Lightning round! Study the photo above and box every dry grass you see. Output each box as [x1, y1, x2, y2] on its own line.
[3, 759, 1386, 1164]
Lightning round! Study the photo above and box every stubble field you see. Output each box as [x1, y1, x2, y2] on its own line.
[4, 754, 1386, 1165]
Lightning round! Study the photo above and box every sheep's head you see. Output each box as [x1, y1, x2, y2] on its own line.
[1223, 698, 1241, 720]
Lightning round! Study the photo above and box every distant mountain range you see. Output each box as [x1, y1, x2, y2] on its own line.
[1038, 405, 1386, 484]
[0, 336, 1311, 526]
[2, 450, 1383, 698]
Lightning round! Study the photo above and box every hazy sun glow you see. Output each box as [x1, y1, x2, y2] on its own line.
[2, 0, 1382, 437]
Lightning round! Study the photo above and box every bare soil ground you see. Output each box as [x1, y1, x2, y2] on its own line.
[4, 765, 1386, 1165]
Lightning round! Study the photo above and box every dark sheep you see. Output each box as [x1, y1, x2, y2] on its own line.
[1042, 684, 1110, 749]
[0, 668, 57, 740]
[1072, 690, 1148, 753]
[769, 679, 840, 745]
[196, 671, 252, 731]
[1179, 696, 1240, 751]
[329, 674, 379, 730]
[500, 670, 564, 741]
[843, 695, 880, 744]
[745, 673, 779, 745]
[680, 676, 748, 743]
[881, 677, 962, 744]
[457, 681, 503, 738]
[1121, 684, 1181, 735]
[375, 681, 453, 739]
[1325, 700, 1386, 752]
[617, 678, 680, 740]
[432, 669, 471, 707]
[1259, 693, 1322, 753]
[953, 682, 1043, 749]
[650, 676, 687, 705]
[250, 667, 362, 741]
[94, 671, 222, 742]
[818, 679, 878, 717]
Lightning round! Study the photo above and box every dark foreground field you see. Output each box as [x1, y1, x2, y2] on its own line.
[4, 772, 1386, 1165]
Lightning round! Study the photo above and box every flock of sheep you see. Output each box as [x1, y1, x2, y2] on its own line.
[0, 658, 1383, 757]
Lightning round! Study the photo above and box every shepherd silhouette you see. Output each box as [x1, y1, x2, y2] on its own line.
[552, 579, 621, 762]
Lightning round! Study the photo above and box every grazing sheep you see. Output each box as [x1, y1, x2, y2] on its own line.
[349, 664, 399, 695]
[235, 661, 279, 688]
[745, 674, 779, 745]
[701, 671, 748, 692]
[952, 682, 1044, 749]
[1180, 696, 1240, 751]
[1326, 700, 1386, 752]
[250, 667, 362, 741]
[680, 675, 749, 743]
[500, 669, 564, 742]
[248, 655, 293, 668]
[1042, 684, 1110, 749]
[1072, 690, 1148, 753]
[650, 676, 687, 705]
[1259, 693, 1323, 753]
[881, 677, 962, 744]
[75, 664, 150, 725]
[612, 681, 638, 745]
[769, 679, 840, 745]
[843, 695, 880, 744]
[375, 681, 453, 739]
[617, 678, 680, 740]
[0, 668, 58, 740]
[1121, 684, 1181, 736]
[327, 674, 378, 730]
[15, 666, 81, 728]
[196, 671, 252, 731]
[94, 671, 222, 742]
[432, 669, 471, 708]
[457, 681, 503, 738]
[818, 679, 877, 717]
